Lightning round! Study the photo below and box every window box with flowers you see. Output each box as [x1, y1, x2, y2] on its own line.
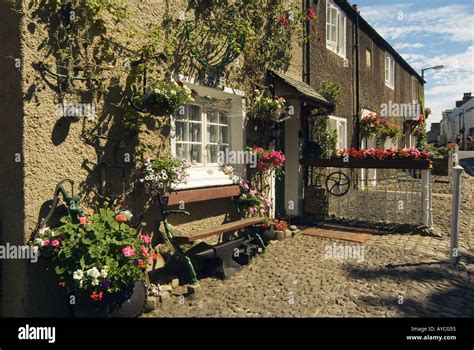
[301, 147, 432, 169]
[31, 208, 156, 317]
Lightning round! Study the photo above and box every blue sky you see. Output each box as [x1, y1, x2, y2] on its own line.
[355, 0, 474, 130]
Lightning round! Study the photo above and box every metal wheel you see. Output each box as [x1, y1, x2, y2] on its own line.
[325, 171, 350, 196]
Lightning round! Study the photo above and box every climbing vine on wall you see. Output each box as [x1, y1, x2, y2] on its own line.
[308, 81, 341, 158]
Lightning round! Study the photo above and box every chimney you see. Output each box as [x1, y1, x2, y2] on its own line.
[352, 4, 358, 11]
[463, 92, 472, 104]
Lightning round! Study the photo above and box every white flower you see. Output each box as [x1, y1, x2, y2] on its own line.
[38, 227, 51, 237]
[100, 268, 108, 278]
[73, 270, 84, 280]
[86, 267, 100, 279]
[91, 279, 99, 286]
[288, 11, 295, 21]
[34, 238, 44, 246]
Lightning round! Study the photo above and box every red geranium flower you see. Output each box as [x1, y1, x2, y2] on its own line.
[90, 291, 103, 301]
[115, 214, 127, 222]
[308, 7, 316, 19]
[279, 16, 289, 26]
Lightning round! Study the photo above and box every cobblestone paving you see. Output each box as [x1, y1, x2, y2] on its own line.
[145, 175, 473, 317]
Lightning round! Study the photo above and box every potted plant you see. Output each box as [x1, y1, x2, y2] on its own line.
[250, 90, 286, 122]
[31, 208, 157, 317]
[360, 113, 382, 139]
[142, 79, 194, 116]
[378, 119, 401, 145]
[138, 154, 190, 202]
[256, 219, 288, 243]
[249, 146, 286, 178]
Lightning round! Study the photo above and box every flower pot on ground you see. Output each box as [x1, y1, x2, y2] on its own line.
[73, 281, 146, 318]
[31, 208, 157, 318]
[258, 220, 288, 244]
[259, 225, 276, 244]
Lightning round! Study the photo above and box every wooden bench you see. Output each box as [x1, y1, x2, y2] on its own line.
[160, 185, 266, 284]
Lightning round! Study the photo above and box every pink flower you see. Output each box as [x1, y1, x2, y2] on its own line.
[51, 239, 60, 247]
[79, 216, 88, 225]
[250, 189, 257, 196]
[141, 245, 149, 257]
[139, 235, 152, 244]
[122, 246, 134, 257]
[43, 240, 51, 247]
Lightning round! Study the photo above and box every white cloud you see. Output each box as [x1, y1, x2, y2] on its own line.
[359, 3, 474, 127]
[393, 42, 424, 50]
[360, 4, 474, 43]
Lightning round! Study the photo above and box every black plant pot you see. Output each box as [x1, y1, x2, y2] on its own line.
[143, 94, 174, 116]
[72, 281, 146, 318]
[260, 225, 276, 245]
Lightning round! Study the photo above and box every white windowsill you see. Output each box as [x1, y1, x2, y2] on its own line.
[326, 44, 346, 60]
[173, 166, 235, 190]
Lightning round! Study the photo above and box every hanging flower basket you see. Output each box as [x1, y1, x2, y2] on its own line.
[250, 91, 286, 122]
[141, 79, 194, 116]
[142, 94, 175, 116]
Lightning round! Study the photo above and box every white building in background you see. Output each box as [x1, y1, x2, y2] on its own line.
[438, 93, 474, 148]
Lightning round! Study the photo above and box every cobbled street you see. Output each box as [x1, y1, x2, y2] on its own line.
[145, 175, 474, 317]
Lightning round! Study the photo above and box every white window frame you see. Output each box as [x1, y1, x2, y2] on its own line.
[328, 115, 347, 150]
[326, 0, 347, 59]
[385, 52, 395, 89]
[174, 105, 230, 167]
[170, 82, 246, 190]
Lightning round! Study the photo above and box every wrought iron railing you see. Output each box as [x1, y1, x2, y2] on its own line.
[301, 158, 433, 227]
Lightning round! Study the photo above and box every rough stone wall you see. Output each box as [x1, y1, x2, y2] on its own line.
[311, 0, 355, 143]
[1, 0, 305, 316]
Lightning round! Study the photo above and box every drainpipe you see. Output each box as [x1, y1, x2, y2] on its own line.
[353, 4, 361, 150]
[303, 0, 312, 85]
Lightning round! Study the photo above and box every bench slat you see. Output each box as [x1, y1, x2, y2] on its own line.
[167, 185, 241, 206]
[182, 217, 265, 242]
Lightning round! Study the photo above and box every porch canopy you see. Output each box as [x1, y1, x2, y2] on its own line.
[268, 69, 334, 110]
